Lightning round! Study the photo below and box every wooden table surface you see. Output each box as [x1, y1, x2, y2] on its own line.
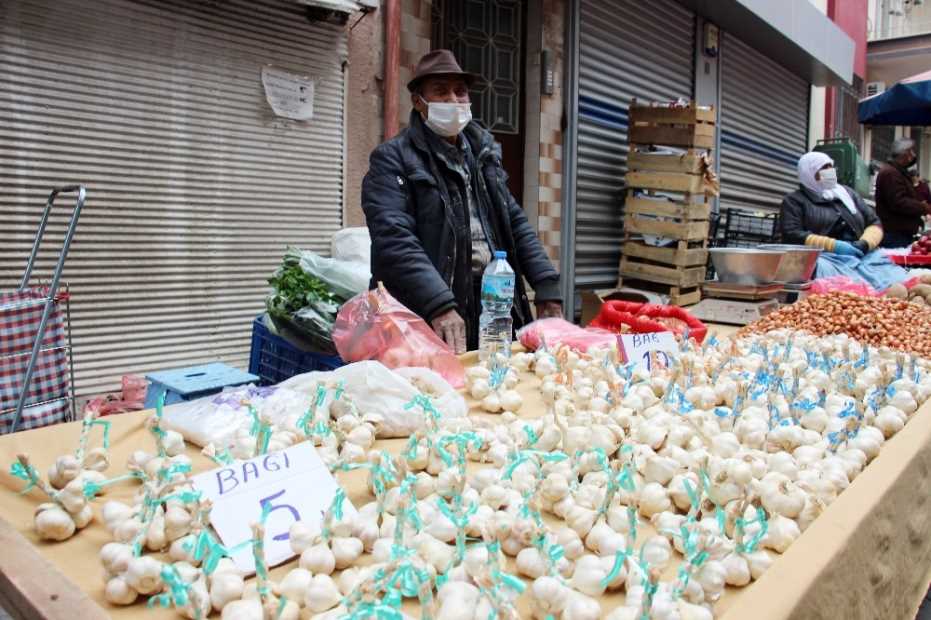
[1, 326, 930, 620]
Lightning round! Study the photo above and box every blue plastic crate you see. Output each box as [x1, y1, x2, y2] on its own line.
[249, 316, 344, 385]
[144, 362, 259, 408]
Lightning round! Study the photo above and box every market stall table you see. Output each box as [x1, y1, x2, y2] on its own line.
[0, 329, 930, 620]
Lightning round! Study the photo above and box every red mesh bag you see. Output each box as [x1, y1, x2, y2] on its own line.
[589, 300, 708, 343]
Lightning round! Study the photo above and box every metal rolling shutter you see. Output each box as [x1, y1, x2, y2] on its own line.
[719, 34, 809, 214]
[0, 0, 345, 400]
[574, 0, 695, 291]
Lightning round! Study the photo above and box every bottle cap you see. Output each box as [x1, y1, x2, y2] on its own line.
[494, 250, 507, 259]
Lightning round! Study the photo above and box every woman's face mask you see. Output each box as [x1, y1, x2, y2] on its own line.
[420, 97, 472, 137]
[818, 167, 838, 191]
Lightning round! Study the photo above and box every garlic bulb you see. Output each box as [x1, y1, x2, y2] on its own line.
[210, 571, 245, 612]
[105, 576, 138, 605]
[763, 514, 801, 553]
[277, 568, 313, 607]
[638, 482, 672, 518]
[124, 556, 164, 595]
[305, 574, 342, 613]
[436, 581, 481, 619]
[34, 504, 75, 541]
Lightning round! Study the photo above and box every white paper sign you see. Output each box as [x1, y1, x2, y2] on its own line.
[191, 442, 354, 573]
[261, 66, 315, 120]
[618, 332, 679, 371]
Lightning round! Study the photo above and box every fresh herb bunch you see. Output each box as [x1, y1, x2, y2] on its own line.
[267, 261, 338, 315]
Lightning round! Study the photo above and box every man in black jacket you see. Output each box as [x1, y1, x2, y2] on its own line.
[875, 138, 930, 248]
[361, 50, 561, 354]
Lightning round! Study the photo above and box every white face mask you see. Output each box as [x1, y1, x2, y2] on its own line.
[818, 167, 838, 191]
[420, 98, 472, 137]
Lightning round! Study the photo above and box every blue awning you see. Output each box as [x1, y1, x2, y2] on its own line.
[859, 70, 931, 126]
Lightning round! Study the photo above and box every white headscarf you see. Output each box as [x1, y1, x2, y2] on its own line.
[797, 151, 857, 214]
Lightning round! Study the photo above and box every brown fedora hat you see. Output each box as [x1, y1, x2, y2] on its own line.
[406, 49, 480, 92]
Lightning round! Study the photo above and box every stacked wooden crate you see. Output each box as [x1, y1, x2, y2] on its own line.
[618, 102, 716, 306]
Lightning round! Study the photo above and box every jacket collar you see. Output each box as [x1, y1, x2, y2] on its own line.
[407, 110, 498, 163]
[799, 184, 833, 204]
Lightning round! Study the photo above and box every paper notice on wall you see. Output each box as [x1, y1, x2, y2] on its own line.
[261, 66, 315, 121]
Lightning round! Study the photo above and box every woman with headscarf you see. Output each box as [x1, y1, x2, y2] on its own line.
[780, 152, 908, 290]
[780, 151, 883, 255]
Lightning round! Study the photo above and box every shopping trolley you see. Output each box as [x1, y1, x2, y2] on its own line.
[1, 186, 84, 433]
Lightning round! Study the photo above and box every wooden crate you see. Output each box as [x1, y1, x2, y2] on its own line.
[628, 124, 715, 149]
[625, 170, 706, 194]
[619, 256, 705, 288]
[624, 214, 710, 241]
[627, 151, 705, 174]
[628, 103, 716, 126]
[616, 276, 702, 306]
[628, 101, 716, 149]
[622, 240, 708, 268]
[625, 196, 711, 221]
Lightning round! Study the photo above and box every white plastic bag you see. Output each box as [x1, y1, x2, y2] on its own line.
[281, 361, 467, 438]
[294, 248, 370, 300]
[161, 385, 313, 448]
[331, 227, 372, 266]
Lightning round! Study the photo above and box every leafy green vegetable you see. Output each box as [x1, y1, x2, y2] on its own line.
[265, 249, 349, 355]
[267, 262, 338, 315]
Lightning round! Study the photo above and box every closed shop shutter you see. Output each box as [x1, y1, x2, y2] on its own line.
[0, 0, 346, 399]
[719, 33, 810, 214]
[573, 0, 695, 290]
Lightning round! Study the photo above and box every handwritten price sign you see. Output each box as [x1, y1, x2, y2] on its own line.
[191, 441, 355, 573]
[618, 332, 679, 371]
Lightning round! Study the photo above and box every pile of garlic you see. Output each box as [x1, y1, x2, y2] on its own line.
[79, 329, 930, 620]
[10, 409, 113, 541]
[465, 352, 531, 414]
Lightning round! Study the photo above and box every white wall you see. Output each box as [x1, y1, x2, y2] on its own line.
[872, 0, 931, 38]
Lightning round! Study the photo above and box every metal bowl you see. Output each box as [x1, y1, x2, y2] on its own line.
[709, 248, 785, 285]
[758, 244, 822, 284]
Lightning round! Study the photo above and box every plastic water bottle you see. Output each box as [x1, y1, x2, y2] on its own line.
[479, 250, 516, 361]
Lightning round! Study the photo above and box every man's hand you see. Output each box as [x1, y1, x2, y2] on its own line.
[430, 309, 466, 355]
[535, 301, 563, 320]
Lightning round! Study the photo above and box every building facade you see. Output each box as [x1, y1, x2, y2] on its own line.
[865, 0, 931, 176]
[1, 0, 857, 400]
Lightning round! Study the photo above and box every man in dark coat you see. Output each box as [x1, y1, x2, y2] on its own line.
[875, 138, 930, 248]
[361, 50, 561, 354]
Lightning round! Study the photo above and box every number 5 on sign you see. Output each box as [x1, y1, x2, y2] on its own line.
[191, 441, 355, 573]
[618, 332, 679, 372]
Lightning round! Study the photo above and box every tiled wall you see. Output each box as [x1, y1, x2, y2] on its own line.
[399, 0, 433, 128]
[535, 0, 566, 271]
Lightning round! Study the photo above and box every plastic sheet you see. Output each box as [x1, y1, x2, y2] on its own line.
[332, 285, 465, 388]
[516, 318, 618, 352]
[589, 301, 708, 343]
[814, 251, 909, 292]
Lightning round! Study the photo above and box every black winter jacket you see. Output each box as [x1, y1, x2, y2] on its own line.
[779, 184, 880, 245]
[361, 112, 560, 348]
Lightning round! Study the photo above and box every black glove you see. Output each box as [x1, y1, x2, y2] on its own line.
[851, 239, 870, 255]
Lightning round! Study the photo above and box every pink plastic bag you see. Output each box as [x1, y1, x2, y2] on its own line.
[810, 276, 881, 297]
[83, 375, 148, 417]
[333, 285, 465, 388]
[517, 318, 618, 352]
[810, 276, 921, 297]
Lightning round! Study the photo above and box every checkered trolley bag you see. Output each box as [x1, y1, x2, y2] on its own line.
[0, 287, 72, 432]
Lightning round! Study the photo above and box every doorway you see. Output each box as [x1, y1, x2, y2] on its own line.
[432, 0, 527, 205]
